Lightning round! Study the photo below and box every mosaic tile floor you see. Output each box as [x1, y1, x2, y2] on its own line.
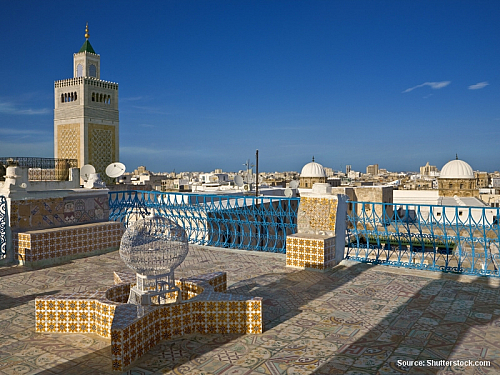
[1, 246, 500, 374]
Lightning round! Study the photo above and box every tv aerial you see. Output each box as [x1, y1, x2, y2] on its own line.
[234, 175, 244, 188]
[289, 180, 299, 189]
[105, 162, 126, 179]
[284, 188, 293, 198]
[80, 164, 96, 182]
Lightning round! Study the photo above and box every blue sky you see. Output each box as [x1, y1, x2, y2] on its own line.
[1, 1, 499, 173]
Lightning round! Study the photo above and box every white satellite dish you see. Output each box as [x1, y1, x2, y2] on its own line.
[80, 164, 96, 182]
[284, 188, 293, 198]
[105, 162, 126, 178]
[289, 180, 299, 189]
[234, 175, 244, 187]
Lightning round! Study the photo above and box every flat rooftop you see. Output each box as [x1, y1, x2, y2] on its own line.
[0, 246, 499, 374]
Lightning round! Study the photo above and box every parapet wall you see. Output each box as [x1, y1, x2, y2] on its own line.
[10, 193, 109, 231]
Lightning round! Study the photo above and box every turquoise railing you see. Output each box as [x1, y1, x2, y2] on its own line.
[109, 190, 299, 253]
[346, 201, 500, 276]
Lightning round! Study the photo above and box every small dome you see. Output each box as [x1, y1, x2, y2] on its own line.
[440, 159, 474, 179]
[301, 158, 326, 178]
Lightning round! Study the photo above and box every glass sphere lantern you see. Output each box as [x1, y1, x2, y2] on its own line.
[119, 216, 189, 308]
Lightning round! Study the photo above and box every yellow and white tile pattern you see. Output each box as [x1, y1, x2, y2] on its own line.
[298, 197, 338, 233]
[35, 271, 263, 372]
[14, 222, 123, 266]
[286, 234, 337, 270]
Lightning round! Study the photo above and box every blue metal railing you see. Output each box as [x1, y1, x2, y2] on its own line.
[346, 201, 500, 276]
[0, 195, 6, 259]
[108, 191, 299, 253]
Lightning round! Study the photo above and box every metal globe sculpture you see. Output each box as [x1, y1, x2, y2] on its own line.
[119, 216, 189, 311]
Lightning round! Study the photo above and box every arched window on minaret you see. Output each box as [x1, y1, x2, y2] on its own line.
[77, 64, 83, 78]
[92, 92, 95, 102]
[61, 94, 64, 103]
[89, 64, 96, 78]
[74, 92, 77, 101]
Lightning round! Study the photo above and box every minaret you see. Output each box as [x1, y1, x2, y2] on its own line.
[54, 23, 119, 182]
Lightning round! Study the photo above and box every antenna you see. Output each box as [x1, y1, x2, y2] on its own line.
[80, 164, 96, 182]
[105, 162, 126, 178]
[289, 180, 299, 189]
[284, 188, 293, 198]
[243, 159, 255, 184]
[234, 175, 244, 187]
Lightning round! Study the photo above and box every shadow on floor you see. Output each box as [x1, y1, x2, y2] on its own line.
[38, 263, 369, 374]
[0, 290, 61, 311]
[315, 269, 500, 374]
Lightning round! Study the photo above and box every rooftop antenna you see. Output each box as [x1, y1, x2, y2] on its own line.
[80, 164, 95, 182]
[234, 175, 244, 188]
[243, 159, 254, 187]
[105, 162, 126, 182]
[255, 149, 259, 197]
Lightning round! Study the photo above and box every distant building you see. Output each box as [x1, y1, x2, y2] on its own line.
[161, 178, 191, 192]
[475, 171, 490, 188]
[420, 162, 439, 177]
[133, 166, 149, 175]
[366, 164, 379, 176]
[437, 158, 478, 198]
[54, 24, 119, 182]
[299, 157, 326, 188]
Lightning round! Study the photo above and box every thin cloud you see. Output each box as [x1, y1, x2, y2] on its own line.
[468, 81, 489, 90]
[402, 81, 451, 93]
[0, 101, 50, 115]
[121, 96, 144, 102]
[0, 128, 49, 136]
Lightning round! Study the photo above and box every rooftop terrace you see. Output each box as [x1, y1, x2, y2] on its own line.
[0, 245, 499, 374]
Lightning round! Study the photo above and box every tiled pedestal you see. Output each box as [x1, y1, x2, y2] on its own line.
[286, 233, 338, 270]
[35, 271, 263, 371]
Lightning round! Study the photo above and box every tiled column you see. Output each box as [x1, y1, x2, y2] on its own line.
[286, 183, 347, 271]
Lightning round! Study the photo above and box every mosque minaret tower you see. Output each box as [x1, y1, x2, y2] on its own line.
[54, 24, 119, 181]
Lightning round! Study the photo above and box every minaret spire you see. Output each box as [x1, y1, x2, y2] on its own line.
[85, 23, 89, 40]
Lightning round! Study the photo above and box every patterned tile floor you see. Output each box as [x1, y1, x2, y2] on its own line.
[1, 246, 500, 374]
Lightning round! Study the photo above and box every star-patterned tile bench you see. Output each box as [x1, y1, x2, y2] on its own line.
[35, 271, 263, 371]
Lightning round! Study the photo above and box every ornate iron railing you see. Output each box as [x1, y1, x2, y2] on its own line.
[346, 201, 500, 276]
[109, 191, 299, 253]
[0, 157, 78, 181]
[0, 195, 6, 259]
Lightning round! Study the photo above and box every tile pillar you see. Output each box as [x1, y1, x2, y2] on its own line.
[286, 183, 347, 271]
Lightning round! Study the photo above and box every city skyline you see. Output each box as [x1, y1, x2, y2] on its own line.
[1, 1, 499, 173]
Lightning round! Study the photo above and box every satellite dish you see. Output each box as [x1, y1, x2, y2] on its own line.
[80, 164, 96, 182]
[284, 188, 293, 198]
[105, 162, 126, 178]
[234, 175, 244, 187]
[289, 180, 299, 189]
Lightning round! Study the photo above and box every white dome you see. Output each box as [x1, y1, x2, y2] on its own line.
[300, 159, 326, 178]
[440, 159, 474, 179]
